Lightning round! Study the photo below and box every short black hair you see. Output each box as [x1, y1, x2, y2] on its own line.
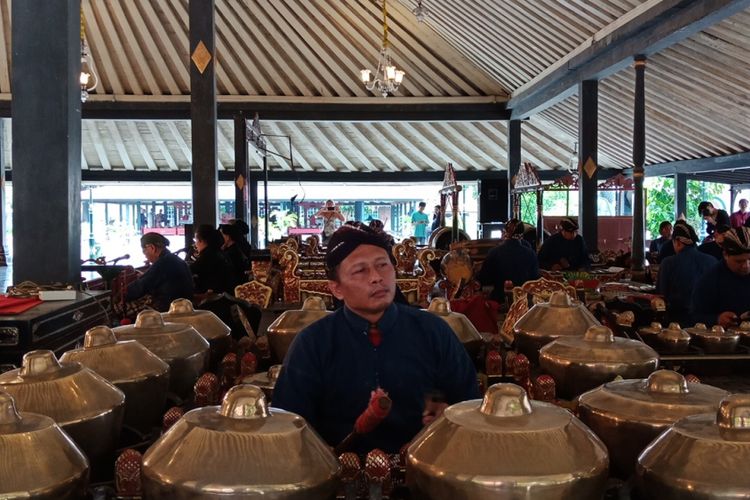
[196, 224, 223, 249]
[659, 221, 672, 231]
[698, 201, 713, 213]
[418, 202, 427, 208]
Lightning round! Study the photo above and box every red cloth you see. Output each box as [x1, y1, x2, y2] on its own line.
[450, 295, 500, 334]
[0, 295, 42, 314]
[367, 323, 382, 347]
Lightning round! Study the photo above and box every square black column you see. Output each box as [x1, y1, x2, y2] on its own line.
[190, 0, 218, 227]
[578, 80, 599, 253]
[12, 0, 81, 283]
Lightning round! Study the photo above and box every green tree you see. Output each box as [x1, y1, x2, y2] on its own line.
[645, 178, 728, 239]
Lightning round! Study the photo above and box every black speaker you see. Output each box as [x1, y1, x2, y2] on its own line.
[479, 179, 508, 223]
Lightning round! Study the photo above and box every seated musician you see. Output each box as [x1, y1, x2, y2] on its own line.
[537, 217, 591, 271]
[125, 232, 194, 312]
[274, 224, 478, 454]
[698, 224, 730, 261]
[656, 222, 715, 325]
[691, 227, 750, 328]
[649, 220, 672, 263]
[191, 224, 237, 296]
[477, 219, 539, 302]
[219, 223, 250, 285]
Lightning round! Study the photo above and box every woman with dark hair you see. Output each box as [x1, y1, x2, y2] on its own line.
[228, 218, 254, 259]
[190, 224, 237, 295]
[220, 223, 250, 285]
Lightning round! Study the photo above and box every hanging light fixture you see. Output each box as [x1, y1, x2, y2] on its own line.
[80, 6, 98, 103]
[360, 0, 405, 98]
[412, 0, 428, 22]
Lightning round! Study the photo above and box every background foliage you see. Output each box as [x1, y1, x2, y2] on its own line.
[645, 178, 728, 239]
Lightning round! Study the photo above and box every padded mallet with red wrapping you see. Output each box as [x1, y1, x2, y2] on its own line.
[334, 388, 392, 456]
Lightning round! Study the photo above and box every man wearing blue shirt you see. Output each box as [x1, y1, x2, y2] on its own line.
[656, 222, 715, 325]
[691, 227, 750, 328]
[274, 224, 478, 453]
[411, 202, 430, 244]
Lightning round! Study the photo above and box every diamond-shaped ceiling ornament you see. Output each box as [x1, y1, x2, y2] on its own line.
[582, 156, 598, 179]
[235, 174, 246, 191]
[191, 41, 212, 74]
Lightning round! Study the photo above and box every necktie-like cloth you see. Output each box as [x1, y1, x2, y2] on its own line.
[368, 323, 382, 347]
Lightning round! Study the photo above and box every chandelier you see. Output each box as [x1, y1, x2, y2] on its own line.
[80, 6, 98, 103]
[412, 0, 428, 22]
[360, 0, 405, 98]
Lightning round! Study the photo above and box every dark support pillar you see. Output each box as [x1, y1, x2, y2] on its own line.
[631, 55, 647, 272]
[674, 173, 687, 219]
[0, 120, 6, 266]
[233, 113, 248, 222]
[189, 0, 218, 227]
[355, 201, 364, 222]
[249, 177, 259, 248]
[507, 120, 521, 218]
[578, 80, 599, 253]
[12, 0, 81, 283]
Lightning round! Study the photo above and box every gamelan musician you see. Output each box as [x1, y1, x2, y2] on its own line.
[273, 224, 478, 454]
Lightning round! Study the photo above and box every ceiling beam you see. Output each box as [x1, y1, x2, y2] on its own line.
[507, 0, 750, 119]
[637, 151, 750, 177]
[3, 167, 624, 184]
[0, 95, 510, 121]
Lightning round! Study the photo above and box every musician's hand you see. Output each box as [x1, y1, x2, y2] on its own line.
[422, 401, 449, 426]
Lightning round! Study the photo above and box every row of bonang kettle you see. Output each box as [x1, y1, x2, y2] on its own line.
[1, 294, 750, 498]
[4, 373, 748, 499]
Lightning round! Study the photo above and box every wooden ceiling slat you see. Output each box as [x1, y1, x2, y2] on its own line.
[386, 0, 502, 96]
[107, 121, 134, 170]
[0, 2, 9, 92]
[85, 0, 125, 95]
[371, 123, 422, 171]
[167, 121, 192, 164]
[431, 123, 500, 168]
[105, 0, 161, 95]
[274, 123, 316, 171]
[265, 0, 358, 97]
[220, 1, 293, 96]
[147, 122, 178, 171]
[128, 121, 158, 171]
[137, 1, 189, 93]
[393, 122, 453, 171]
[93, 0, 144, 95]
[121, 1, 180, 95]
[89, 121, 112, 170]
[343, 123, 402, 172]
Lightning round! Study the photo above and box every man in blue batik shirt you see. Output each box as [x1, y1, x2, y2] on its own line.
[273, 224, 478, 454]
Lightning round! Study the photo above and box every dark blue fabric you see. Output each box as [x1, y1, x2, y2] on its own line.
[190, 248, 237, 294]
[649, 236, 670, 258]
[657, 240, 676, 263]
[478, 239, 540, 302]
[691, 259, 750, 326]
[656, 246, 716, 325]
[273, 302, 479, 454]
[698, 241, 723, 261]
[126, 250, 194, 312]
[537, 232, 591, 270]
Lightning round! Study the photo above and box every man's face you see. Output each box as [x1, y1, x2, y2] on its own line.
[561, 228, 576, 241]
[660, 224, 673, 238]
[418, 205, 425, 213]
[741, 200, 748, 211]
[725, 252, 750, 276]
[328, 244, 396, 318]
[325, 200, 334, 209]
[142, 243, 159, 263]
[716, 231, 727, 244]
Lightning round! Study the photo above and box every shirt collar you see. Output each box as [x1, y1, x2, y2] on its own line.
[342, 302, 398, 333]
